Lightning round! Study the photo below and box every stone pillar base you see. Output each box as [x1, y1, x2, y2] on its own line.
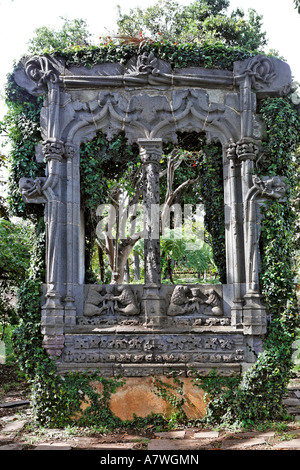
[42, 334, 65, 359]
[242, 293, 267, 335]
[143, 285, 166, 327]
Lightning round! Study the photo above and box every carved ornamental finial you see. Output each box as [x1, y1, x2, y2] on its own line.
[25, 56, 61, 89]
[127, 52, 160, 76]
[235, 55, 277, 89]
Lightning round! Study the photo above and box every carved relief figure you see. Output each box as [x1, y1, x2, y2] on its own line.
[167, 285, 190, 316]
[84, 286, 109, 317]
[113, 285, 140, 316]
[189, 287, 207, 313]
[84, 285, 140, 317]
[167, 285, 223, 317]
[203, 288, 223, 316]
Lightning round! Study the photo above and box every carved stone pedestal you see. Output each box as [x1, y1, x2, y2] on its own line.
[242, 294, 267, 336]
[143, 285, 166, 327]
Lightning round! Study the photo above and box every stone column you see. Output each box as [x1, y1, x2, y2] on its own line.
[63, 142, 78, 328]
[225, 141, 244, 328]
[235, 70, 268, 335]
[139, 138, 162, 284]
[40, 137, 65, 356]
[138, 138, 165, 326]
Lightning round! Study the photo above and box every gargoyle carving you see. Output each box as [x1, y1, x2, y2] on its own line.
[19, 177, 47, 203]
[252, 175, 287, 200]
[244, 174, 287, 294]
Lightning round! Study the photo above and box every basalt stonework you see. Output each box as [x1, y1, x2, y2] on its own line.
[14, 52, 292, 418]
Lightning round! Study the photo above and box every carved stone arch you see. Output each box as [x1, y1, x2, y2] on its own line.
[14, 52, 292, 376]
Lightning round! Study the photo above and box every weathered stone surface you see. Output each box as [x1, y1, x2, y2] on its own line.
[34, 442, 73, 450]
[272, 439, 300, 450]
[1, 420, 27, 433]
[194, 431, 219, 439]
[220, 437, 267, 449]
[0, 443, 25, 450]
[148, 438, 203, 451]
[81, 442, 135, 450]
[91, 377, 207, 421]
[0, 400, 29, 408]
[154, 431, 186, 439]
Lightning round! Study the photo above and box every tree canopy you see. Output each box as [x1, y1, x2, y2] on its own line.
[27, 17, 92, 54]
[116, 0, 267, 50]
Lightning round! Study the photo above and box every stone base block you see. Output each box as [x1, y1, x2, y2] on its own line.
[81, 377, 207, 421]
[42, 334, 65, 358]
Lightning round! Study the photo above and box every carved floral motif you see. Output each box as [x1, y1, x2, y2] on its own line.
[237, 55, 277, 89]
[25, 56, 61, 88]
[127, 52, 160, 76]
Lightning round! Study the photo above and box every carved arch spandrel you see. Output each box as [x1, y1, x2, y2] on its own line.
[61, 87, 242, 149]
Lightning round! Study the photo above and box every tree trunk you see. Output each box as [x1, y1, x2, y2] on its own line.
[97, 244, 105, 283]
[133, 252, 141, 281]
[124, 259, 130, 283]
[167, 257, 174, 284]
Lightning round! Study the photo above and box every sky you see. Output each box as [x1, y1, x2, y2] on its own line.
[0, 0, 299, 114]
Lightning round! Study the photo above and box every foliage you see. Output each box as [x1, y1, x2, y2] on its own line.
[153, 374, 188, 426]
[193, 369, 243, 424]
[294, 0, 300, 14]
[79, 132, 138, 280]
[1, 77, 44, 220]
[27, 17, 92, 54]
[0, 219, 33, 329]
[0, 156, 9, 220]
[198, 144, 226, 282]
[185, 241, 216, 275]
[50, 40, 260, 72]
[116, 0, 267, 50]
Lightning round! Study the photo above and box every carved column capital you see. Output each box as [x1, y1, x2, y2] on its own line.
[138, 138, 163, 165]
[42, 138, 65, 162]
[225, 140, 238, 161]
[226, 138, 261, 162]
[236, 137, 261, 161]
[64, 142, 76, 159]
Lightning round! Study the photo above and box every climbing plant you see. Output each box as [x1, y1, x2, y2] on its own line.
[1, 40, 299, 428]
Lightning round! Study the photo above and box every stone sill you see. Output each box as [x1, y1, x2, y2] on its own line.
[64, 323, 238, 335]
